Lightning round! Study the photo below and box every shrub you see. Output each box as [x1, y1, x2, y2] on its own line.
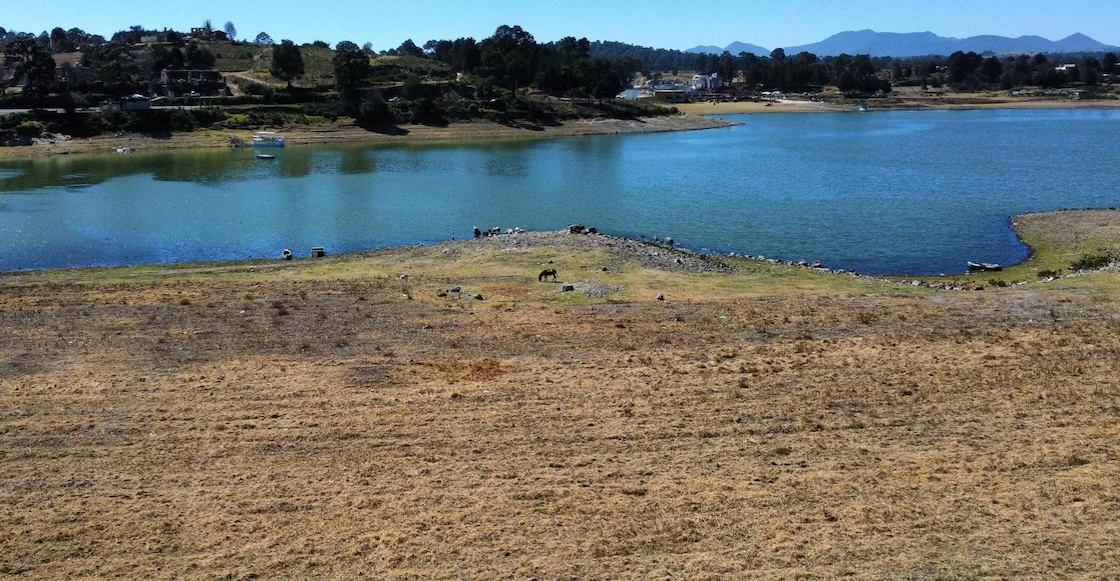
[409, 98, 444, 125]
[15, 121, 45, 138]
[168, 109, 197, 132]
[301, 101, 342, 121]
[98, 110, 129, 132]
[190, 108, 228, 126]
[1070, 253, 1117, 271]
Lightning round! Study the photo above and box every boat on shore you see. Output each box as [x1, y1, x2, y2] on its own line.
[968, 261, 1002, 272]
[251, 131, 284, 147]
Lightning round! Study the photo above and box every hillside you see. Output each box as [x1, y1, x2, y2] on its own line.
[686, 41, 770, 56]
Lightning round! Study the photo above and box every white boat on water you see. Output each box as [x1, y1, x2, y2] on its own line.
[251, 131, 284, 147]
[968, 261, 1002, 272]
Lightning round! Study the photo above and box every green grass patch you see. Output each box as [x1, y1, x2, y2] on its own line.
[1007, 210, 1120, 277]
[212, 44, 264, 72]
[369, 55, 455, 83]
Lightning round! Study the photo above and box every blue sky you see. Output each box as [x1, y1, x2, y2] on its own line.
[5, 0, 1118, 51]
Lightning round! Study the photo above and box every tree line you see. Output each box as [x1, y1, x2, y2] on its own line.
[5, 19, 1119, 117]
[417, 26, 636, 101]
[886, 51, 1119, 91]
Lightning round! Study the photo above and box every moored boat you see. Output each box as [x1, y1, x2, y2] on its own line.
[968, 261, 1002, 272]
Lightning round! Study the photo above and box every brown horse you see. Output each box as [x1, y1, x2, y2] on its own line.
[538, 268, 558, 282]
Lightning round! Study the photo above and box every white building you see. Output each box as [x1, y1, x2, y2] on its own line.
[691, 73, 724, 92]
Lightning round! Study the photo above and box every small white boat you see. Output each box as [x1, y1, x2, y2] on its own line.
[251, 131, 284, 147]
[256, 153, 276, 160]
[968, 261, 1002, 272]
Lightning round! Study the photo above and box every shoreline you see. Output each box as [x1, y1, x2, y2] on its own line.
[676, 94, 1120, 115]
[4, 93, 1118, 160]
[4, 209, 1115, 285]
[0, 114, 735, 161]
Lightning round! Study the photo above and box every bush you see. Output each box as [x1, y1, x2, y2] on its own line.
[168, 109, 197, 132]
[409, 98, 445, 125]
[15, 121, 45, 138]
[97, 111, 129, 132]
[190, 108, 228, 126]
[301, 100, 343, 121]
[1070, 253, 1117, 271]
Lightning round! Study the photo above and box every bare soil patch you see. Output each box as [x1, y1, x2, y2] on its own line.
[1, 223, 1118, 579]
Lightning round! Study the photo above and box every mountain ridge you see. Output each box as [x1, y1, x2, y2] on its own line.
[687, 30, 1119, 57]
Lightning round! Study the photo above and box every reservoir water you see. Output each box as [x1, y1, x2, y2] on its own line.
[2, 108, 1119, 275]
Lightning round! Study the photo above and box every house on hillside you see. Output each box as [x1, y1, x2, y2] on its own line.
[691, 73, 723, 92]
[53, 54, 93, 88]
[57, 64, 94, 88]
[118, 94, 151, 111]
[139, 32, 170, 43]
[653, 89, 688, 103]
[159, 69, 227, 97]
[189, 28, 227, 41]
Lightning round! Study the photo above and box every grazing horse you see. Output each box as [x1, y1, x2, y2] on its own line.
[538, 268, 558, 282]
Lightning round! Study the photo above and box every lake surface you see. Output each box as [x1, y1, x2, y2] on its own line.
[2, 108, 1120, 275]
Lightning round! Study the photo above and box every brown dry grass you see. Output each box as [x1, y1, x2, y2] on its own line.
[1, 223, 1119, 579]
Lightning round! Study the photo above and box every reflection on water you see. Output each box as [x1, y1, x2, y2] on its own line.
[2, 109, 1120, 274]
[338, 148, 375, 175]
[483, 153, 529, 178]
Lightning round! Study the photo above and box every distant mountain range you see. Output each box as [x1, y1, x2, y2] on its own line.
[686, 41, 770, 57]
[686, 30, 1119, 57]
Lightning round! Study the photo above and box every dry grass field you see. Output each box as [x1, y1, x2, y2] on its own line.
[2, 215, 1119, 579]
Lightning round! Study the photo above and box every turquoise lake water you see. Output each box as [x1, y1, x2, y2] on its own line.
[2, 108, 1119, 274]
